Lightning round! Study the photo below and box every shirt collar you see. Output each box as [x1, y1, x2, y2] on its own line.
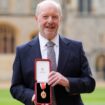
[39, 33, 48, 48]
[39, 33, 59, 47]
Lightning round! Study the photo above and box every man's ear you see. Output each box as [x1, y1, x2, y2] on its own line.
[35, 16, 38, 21]
[60, 15, 63, 22]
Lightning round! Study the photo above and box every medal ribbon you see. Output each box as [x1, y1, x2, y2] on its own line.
[40, 82, 46, 90]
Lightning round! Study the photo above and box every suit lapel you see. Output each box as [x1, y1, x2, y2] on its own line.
[28, 36, 42, 59]
[57, 36, 71, 73]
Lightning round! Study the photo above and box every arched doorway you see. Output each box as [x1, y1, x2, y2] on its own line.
[30, 31, 38, 40]
[95, 54, 105, 80]
[0, 23, 15, 54]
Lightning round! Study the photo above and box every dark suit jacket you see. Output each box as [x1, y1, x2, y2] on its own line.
[10, 36, 95, 105]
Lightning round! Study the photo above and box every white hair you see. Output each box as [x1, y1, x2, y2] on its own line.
[35, 0, 62, 16]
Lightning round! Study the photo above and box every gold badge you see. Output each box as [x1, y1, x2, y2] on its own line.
[41, 91, 47, 99]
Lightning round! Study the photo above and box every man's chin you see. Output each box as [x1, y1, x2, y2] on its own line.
[44, 32, 56, 40]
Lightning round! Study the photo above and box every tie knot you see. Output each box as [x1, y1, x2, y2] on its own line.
[46, 41, 55, 47]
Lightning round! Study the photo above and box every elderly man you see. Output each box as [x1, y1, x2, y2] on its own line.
[10, 0, 95, 105]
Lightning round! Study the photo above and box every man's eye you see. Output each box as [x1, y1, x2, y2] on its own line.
[43, 16, 48, 18]
[53, 16, 58, 19]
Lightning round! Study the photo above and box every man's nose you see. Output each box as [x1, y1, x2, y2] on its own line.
[48, 17, 53, 23]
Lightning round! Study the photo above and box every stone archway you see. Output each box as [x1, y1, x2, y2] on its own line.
[30, 31, 38, 40]
[95, 54, 105, 80]
[0, 23, 16, 54]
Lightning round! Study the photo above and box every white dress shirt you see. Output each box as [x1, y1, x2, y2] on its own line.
[39, 33, 59, 66]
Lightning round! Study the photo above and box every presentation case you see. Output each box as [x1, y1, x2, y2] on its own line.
[34, 59, 52, 104]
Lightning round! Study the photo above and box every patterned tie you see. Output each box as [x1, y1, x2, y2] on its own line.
[46, 41, 57, 105]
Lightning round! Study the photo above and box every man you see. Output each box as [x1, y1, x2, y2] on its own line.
[10, 0, 95, 105]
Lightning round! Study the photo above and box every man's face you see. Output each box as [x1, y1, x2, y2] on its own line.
[35, 4, 61, 40]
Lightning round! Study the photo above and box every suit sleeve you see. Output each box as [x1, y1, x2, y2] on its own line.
[10, 47, 34, 105]
[68, 43, 96, 94]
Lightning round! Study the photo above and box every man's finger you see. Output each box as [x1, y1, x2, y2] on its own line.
[32, 94, 35, 102]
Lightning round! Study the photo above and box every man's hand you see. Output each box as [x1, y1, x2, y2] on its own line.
[32, 94, 36, 104]
[48, 71, 69, 87]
